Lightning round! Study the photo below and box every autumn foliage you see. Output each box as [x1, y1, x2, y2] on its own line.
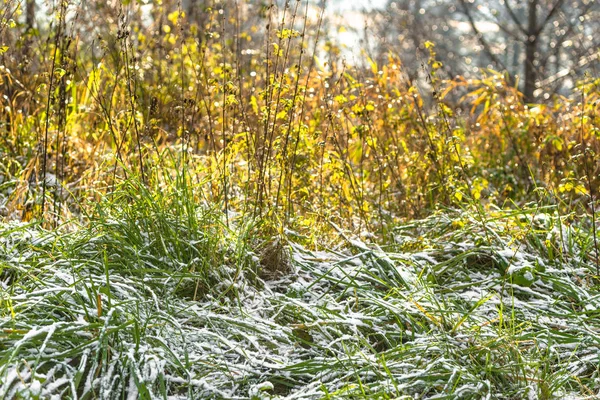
[0, 0, 598, 243]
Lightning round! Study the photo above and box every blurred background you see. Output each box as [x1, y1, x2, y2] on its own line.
[329, 0, 599, 102]
[4, 0, 599, 103]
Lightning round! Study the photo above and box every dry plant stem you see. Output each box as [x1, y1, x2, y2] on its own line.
[120, 15, 146, 185]
[233, 0, 253, 217]
[53, 0, 82, 223]
[41, 1, 67, 221]
[579, 89, 599, 275]
[193, 43, 220, 202]
[255, 0, 291, 217]
[274, 0, 310, 217]
[264, 0, 299, 200]
[286, 0, 327, 222]
[194, 43, 216, 155]
[381, 100, 407, 211]
[317, 66, 342, 218]
[354, 71, 372, 229]
[53, 36, 69, 226]
[318, 113, 332, 219]
[186, 47, 207, 158]
[82, 45, 129, 190]
[257, 0, 297, 218]
[179, 1, 188, 187]
[254, 0, 276, 218]
[221, 8, 229, 227]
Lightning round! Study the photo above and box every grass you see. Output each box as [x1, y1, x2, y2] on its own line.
[2, 193, 599, 398]
[0, 0, 599, 398]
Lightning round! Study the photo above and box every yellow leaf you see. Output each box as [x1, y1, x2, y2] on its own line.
[574, 184, 588, 195]
[367, 57, 377, 75]
[250, 95, 259, 115]
[168, 10, 184, 24]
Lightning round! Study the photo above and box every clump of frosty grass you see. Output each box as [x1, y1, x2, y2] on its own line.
[1, 207, 599, 399]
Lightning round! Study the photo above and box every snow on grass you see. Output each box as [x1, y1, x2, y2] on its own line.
[1, 208, 599, 398]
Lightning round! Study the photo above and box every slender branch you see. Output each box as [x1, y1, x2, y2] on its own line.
[503, 0, 528, 35]
[459, 0, 510, 72]
[490, 15, 523, 41]
[468, 5, 523, 41]
[535, 0, 565, 36]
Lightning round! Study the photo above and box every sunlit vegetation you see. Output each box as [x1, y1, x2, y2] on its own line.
[0, 0, 599, 398]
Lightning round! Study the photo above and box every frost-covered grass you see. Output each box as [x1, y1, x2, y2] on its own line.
[1, 203, 600, 399]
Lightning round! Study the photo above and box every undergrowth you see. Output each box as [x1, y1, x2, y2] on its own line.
[2, 206, 600, 398]
[0, 0, 598, 240]
[0, 0, 599, 398]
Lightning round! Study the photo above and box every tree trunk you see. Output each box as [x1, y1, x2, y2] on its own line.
[511, 42, 519, 77]
[26, 0, 35, 31]
[524, 0, 538, 103]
